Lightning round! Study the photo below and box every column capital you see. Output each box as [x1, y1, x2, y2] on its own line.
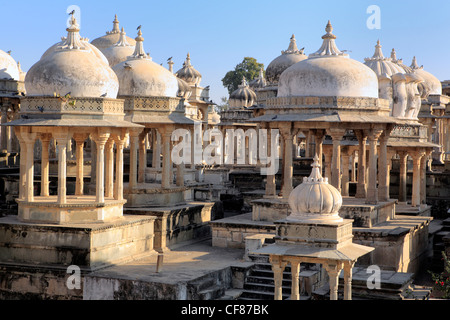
[72, 132, 88, 143]
[327, 128, 346, 140]
[91, 131, 111, 146]
[410, 149, 426, 161]
[367, 129, 384, 141]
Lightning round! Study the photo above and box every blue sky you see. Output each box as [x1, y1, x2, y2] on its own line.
[1, 0, 449, 103]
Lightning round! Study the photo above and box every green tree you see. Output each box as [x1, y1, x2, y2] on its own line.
[222, 57, 264, 95]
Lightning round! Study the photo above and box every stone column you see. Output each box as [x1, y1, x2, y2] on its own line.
[105, 138, 114, 198]
[270, 257, 287, 301]
[351, 151, 357, 182]
[324, 262, 343, 301]
[290, 260, 301, 301]
[160, 128, 173, 189]
[355, 130, 367, 198]
[113, 132, 128, 201]
[343, 261, 355, 300]
[378, 130, 391, 202]
[328, 128, 346, 193]
[420, 151, 431, 207]
[40, 133, 51, 197]
[265, 127, 276, 197]
[93, 131, 110, 203]
[176, 161, 185, 187]
[54, 131, 70, 204]
[313, 129, 325, 168]
[138, 130, 147, 183]
[73, 133, 86, 196]
[14, 128, 25, 200]
[323, 147, 332, 180]
[0, 107, 8, 153]
[341, 150, 350, 197]
[129, 129, 140, 190]
[152, 129, 161, 169]
[366, 129, 383, 205]
[22, 131, 37, 202]
[398, 151, 408, 203]
[280, 125, 294, 199]
[411, 150, 425, 207]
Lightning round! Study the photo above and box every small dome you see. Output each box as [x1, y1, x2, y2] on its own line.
[249, 68, 267, 89]
[229, 77, 257, 108]
[288, 155, 343, 223]
[266, 34, 307, 85]
[25, 15, 119, 98]
[112, 29, 178, 98]
[410, 56, 442, 95]
[0, 49, 20, 81]
[278, 21, 378, 99]
[91, 15, 136, 51]
[175, 53, 202, 86]
[364, 40, 405, 78]
[101, 27, 135, 67]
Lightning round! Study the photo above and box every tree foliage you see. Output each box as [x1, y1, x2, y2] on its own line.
[222, 57, 264, 95]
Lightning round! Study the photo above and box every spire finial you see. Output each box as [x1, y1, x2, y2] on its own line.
[372, 39, 384, 59]
[390, 48, 397, 61]
[114, 27, 131, 47]
[309, 20, 346, 58]
[411, 56, 421, 69]
[130, 28, 148, 59]
[60, 13, 85, 50]
[306, 154, 325, 182]
[185, 53, 192, 66]
[282, 34, 303, 55]
[112, 14, 120, 33]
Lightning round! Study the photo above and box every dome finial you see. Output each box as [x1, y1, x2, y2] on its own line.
[130, 27, 148, 59]
[112, 14, 120, 34]
[309, 20, 346, 58]
[372, 39, 384, 59]
[60, 13, 85, 50]
[411, 56, 421, 69]
[282, 34, 304, 55]
[185, 52, 192, 66]
[390, 48, 397, 61]
[114, 27, 131, 47]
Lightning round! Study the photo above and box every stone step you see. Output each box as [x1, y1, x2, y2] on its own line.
[198, 285, 226, 300]
[238, 289, 289, 300]
[244, 282, 293, 294]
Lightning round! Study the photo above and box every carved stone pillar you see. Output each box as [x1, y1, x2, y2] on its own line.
[355, 130, 367, 198]
[312, 129, 325, 168]
[73, 133, 87, 196]
[280, 125, 294, 199]
[328, 128, 346, 193]
[366, 129, 383, 205]
[378, 129, 391, 202]
[160, 127, 174, 189]
[341, 149, 350, 197]
[0, 106, 8, 153]
[138, 130, 147, 183]
[265, 127, 276, 197]
[290, 260, 301, 301]
[40, 133, 52, 197]
[398, 151, 408, 203]
[21, 131, 37, 202]
[270, 257, 287, 301]
[343, 261, 355, 300]
[129, 129, 140, 190]
[54, 130, 70, 204]
[92, 131, 111, 203]
[324, 262, 343, 300]
[411, 150, 425, 207]
[113, 132, 128, 201]
[105, 138, 115, 198]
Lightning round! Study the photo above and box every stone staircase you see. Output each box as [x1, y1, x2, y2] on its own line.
[431, 217, 450, 271]
[236, 255, 324, 300]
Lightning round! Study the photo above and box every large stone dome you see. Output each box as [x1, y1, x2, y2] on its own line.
[91, 15, 136, 51]
[101, 27, 135, 67]
[25, 16, 119, 98]
[288, 156, 343, 223]
[112, 29, 178, 97]
[265, 34, 307, 86]
[0, 49, 20, 81]
[278, 22, 378, 99]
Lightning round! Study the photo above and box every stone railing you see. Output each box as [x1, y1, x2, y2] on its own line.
[266, 96, 390, 112]
[20, 97, 125, 115]
[122, 96, 184, 113]
[390, 123, 427, 140]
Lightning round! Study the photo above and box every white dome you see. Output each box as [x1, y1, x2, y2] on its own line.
[266, 34, 307, 85]
[101, 27, 135, 67]
[0, 49, 20, 81]
[229, 77, 257, 108]
[175, 53, 202, 86]
[112, 30, 178, 98]
[364, 40, 405, 77]
[25, 16, 119, 98]
[410, 56, 442, 95]
[91, 15, 136, 51]
[288, 156, 343, 223]
[278, 22, 378, 99]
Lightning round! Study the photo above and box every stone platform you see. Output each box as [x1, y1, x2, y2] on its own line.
[124, 201, 222, 252]
[124, 183, 188, 207]
[0, 214, 156, 272]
